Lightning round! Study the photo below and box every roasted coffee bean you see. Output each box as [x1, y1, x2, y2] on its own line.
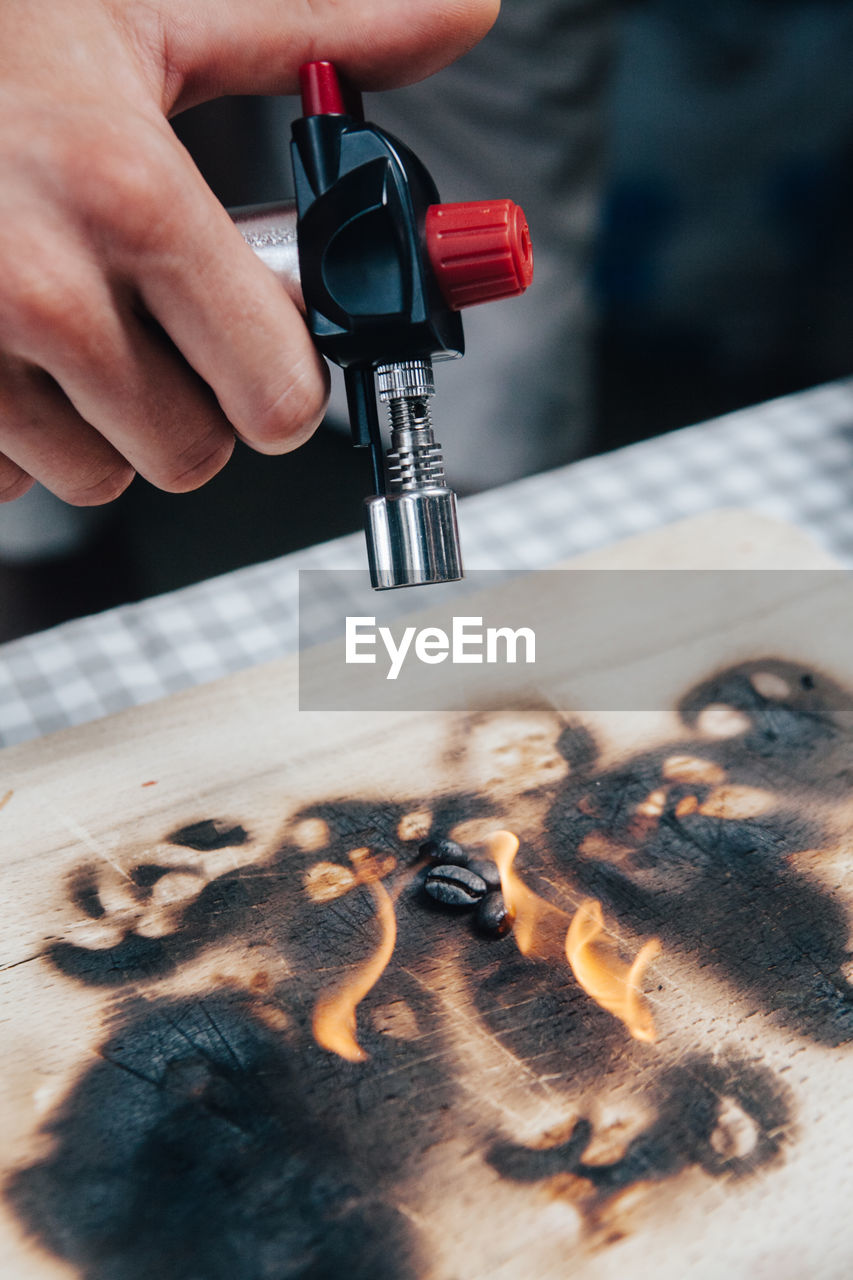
[466, 857, 502, 891]
[476, 889, 512, 936]
[420, 837, 468, 866]
[424, 864, 487, 907]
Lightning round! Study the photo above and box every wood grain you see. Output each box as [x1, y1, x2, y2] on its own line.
[2, 511, 853, 1280]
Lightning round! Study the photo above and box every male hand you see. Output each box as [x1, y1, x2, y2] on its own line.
[0, 0, 498, 503]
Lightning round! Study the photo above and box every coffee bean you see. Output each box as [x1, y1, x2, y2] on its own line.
[420, 838, 468, 866]
[477, 889, 512, 936]
[466, 857, 502, 891]
[424, 864, 487, 907]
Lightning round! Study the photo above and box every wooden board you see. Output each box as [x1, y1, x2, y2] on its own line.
[2, 510, 853, 1280]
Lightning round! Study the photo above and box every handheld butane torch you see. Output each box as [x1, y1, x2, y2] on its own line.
[233, 61, 533, 590]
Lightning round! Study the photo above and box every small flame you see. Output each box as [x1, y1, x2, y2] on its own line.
[565, 899, 660, 1043]
[487, 830, 663, 1041]
[488, 830, 564, 956]
[312, 868, 397, 1063]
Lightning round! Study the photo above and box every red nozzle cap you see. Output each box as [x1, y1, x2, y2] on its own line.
[425, 200, 534, 310]
[299, 61, 364, 119]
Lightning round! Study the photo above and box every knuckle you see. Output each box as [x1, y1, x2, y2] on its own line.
[81, 129, 183, 256]
[3, 265, 98, 351]
[84, 132, 156, 211]
[155, 429, 234, 494]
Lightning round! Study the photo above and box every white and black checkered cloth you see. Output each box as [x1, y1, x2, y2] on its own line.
[2, 378, 853, 747]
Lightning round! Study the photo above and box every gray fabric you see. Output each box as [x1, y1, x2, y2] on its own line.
[2, 377, 852, 747]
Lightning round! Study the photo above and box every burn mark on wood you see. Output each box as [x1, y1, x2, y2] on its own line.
[129, 863, 198, 891]
[555, 721, 599, 776]
[489, 1055, 790, 1193]
[47, 795, 496, 987]
[11, 663, 853, 1273]
[50, 932, 178, 986]
[68, 868, 106, 920]
[488, 1118, 595, 1182]
[677, 659, 853, 795]
[467, 952, 636, 1087]
[546, 662, 853, 1045]
[167, 819, 249, 851]
[549, 769, 853, 1043]
[5, 995, 422, 1280]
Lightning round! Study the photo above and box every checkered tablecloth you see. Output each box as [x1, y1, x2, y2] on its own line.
[2, 378, 853, 747]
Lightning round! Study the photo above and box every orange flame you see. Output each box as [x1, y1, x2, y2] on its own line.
[489, 830, 662, 1040]
[488, 830, 567, 956]
[312, 870, 397, 1063]
[565, 899, 660, 1043]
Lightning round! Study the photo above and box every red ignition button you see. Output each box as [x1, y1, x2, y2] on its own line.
[299, 60, 364, 120]
[299, 61, 345, 115]
[425, 200, 534, 310]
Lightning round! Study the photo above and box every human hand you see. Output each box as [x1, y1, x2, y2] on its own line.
[0, 0, 498, 504]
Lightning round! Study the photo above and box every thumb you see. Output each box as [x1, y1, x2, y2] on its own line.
[144, 0, 501, 113]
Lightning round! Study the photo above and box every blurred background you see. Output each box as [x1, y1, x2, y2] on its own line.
[2, 0, 853, 640]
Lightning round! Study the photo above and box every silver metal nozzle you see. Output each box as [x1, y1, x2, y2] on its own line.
[364, 360, 463, 589]
[365, 489, 462, 589]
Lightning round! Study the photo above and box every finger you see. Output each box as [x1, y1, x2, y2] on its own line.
[11, 284, 241, 494]
[3, 122, 327, 473]
[124, 0, 500, 111]
[88, 127, 331, 457]
[0, 360, 134, 505]
[0, 217, 242, 491]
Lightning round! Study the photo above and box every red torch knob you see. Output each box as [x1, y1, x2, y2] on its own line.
[425, 200, 534, 310]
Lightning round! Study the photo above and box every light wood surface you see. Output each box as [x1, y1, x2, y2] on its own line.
[2, 510, 853, 1280]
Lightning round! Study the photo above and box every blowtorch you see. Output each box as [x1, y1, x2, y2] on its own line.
[232, 61, 533, 590]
